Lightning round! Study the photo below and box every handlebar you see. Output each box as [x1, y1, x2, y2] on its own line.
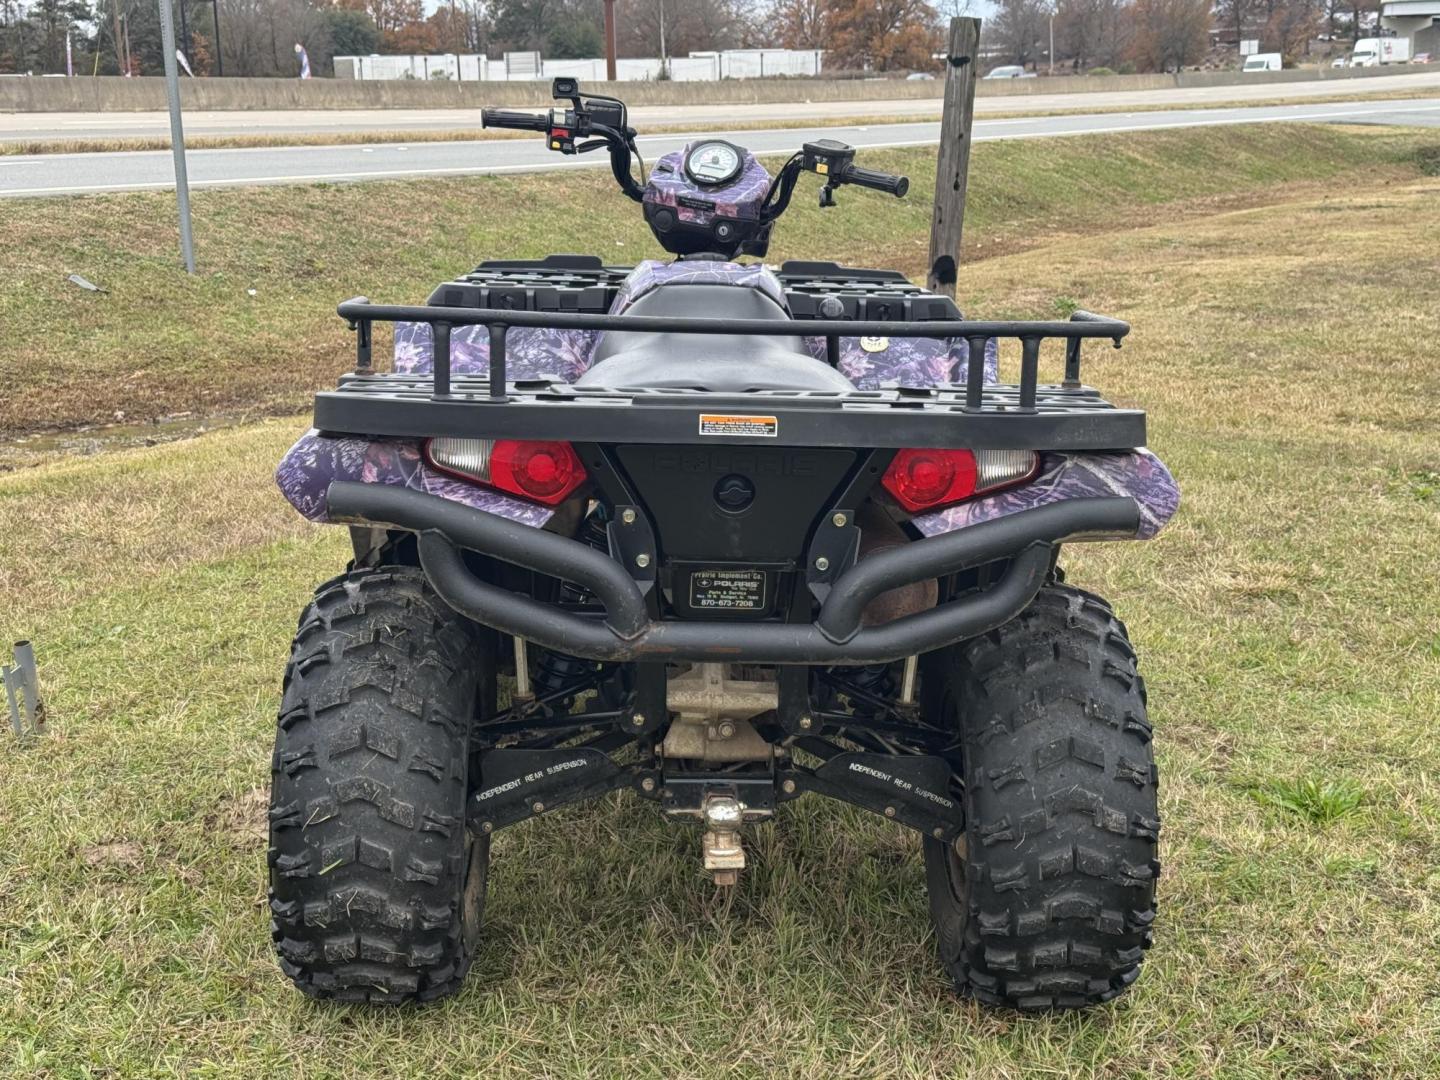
[837, 164, 909, 198]
[481, 108, 549, 133]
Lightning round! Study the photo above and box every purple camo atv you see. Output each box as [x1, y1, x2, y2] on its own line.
[268, 79, 1177, 1010]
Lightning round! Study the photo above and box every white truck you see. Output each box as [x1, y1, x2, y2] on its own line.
[1242, 52, 1283, 72]
[1351, 38, 1411, 66]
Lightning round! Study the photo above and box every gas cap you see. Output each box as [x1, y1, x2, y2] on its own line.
[713, 474, 755, 512]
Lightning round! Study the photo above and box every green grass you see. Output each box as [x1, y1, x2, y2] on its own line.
[1252, 778, 1367, 824]
[3, 127, 1440, 1077]
[1, 123, 1435, 450]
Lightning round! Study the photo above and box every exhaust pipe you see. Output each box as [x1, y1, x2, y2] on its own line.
[857, 505, 939, 627]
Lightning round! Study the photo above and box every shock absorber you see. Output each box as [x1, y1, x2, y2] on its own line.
[836, 663, 895, 715]
[530, 512, 611, 708]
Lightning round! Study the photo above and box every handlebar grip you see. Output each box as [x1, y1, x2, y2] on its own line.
[481, 108, 549, 132]
[840, 164, 909, 198]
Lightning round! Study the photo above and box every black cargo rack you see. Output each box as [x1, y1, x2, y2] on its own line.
[421, 256, 966, 324]
[775, 260, 962, 322]
[427, 255, 634, 314]
[317, 298, 1141, 451]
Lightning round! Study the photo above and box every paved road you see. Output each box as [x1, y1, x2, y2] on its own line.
[4, 98, 1438, 198]
[4, 70, 1440, 143]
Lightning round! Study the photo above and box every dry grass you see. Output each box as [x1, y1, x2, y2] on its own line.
[2, 123, 1433, 453]
[2, 129, 1440, 1078]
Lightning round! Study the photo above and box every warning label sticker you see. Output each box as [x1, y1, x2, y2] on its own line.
[698, 414, 778, 438]
[689, 569, 767, 611]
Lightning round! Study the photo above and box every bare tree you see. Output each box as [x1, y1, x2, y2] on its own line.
[614, 0, 755, 59]
[1054, 0, 1131, 70]
[772, 0, 829, 49]
[1266, 0, 1321, 59]
[989, 0, 1052, 67]
[219, 0, 331, 76]
[1127, 0, 1207, 71]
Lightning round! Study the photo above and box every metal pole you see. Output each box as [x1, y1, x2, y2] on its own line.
[1049, 14, 1054, 76]
[3, 668, 21, 738]
[179, 0, 189, 61]
[158, 0, 196, 273]
[658, 0, 667, 77]
[13, 641, 43, 732]
[927, 17, 981, 299]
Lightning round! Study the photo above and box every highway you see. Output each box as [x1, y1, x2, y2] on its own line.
[4, 69, 1440, 142]
[3, 97, 1438, 198]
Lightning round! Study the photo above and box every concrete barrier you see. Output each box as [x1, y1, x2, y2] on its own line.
[0, 66, 1425, 114]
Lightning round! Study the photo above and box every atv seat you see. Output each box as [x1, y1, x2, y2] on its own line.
[575, 284, 856, 393]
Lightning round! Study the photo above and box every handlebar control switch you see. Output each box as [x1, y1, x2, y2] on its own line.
[547, 108, 577, 154]
[802, 139, 856, 180]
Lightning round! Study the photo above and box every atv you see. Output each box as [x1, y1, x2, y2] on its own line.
[270, 80, 1178, 1010]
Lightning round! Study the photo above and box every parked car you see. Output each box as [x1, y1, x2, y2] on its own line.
[906, 71, 936, 80]
[1414, 53, 1432, 64]
[983, 65, 1035, 79]
[1331, 56, 1348, 68]
[1242, 52, 1283, 72]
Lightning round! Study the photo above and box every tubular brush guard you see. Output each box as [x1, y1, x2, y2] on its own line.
[325, 481, 1140, 664]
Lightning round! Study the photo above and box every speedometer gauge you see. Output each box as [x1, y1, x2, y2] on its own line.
[684, 141, 744, 187]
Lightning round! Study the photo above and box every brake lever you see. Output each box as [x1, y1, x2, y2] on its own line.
[818, 184, 837, 209]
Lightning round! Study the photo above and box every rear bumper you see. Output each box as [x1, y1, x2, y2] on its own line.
[326, 481, 1140, 665]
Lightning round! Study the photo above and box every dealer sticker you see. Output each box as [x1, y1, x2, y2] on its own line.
[698, 413, 778, 438]
[689, 569, 767, 611]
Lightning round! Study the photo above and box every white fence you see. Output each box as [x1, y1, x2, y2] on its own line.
[334, 49, 824, 83]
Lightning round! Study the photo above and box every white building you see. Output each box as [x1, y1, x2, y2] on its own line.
[333, 49, 824, 83]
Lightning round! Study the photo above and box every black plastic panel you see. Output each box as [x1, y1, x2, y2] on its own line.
[614, 444, 857, 563]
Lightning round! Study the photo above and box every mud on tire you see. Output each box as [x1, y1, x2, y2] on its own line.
[922, 582, 1160, 1010]
[268, 567, 494, 1003]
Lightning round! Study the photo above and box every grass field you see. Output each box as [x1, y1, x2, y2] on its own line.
[2, 125, 1439, 1077]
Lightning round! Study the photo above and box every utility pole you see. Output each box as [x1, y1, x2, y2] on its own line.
[158, 0, 196, 272]
[1049, 13, 1054, 75]
[179, 0, 189, 62]
[658, 0, 668, 77]
[212, 0, 223, 75]
[604, 0, 617, 81]
[927, 16, 981, 299]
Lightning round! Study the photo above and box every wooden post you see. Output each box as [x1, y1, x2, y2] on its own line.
[928, 17, 981, 300]
[604, 0, 617, 82]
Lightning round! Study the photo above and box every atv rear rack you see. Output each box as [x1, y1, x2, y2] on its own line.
[318, 300, 1143, 451]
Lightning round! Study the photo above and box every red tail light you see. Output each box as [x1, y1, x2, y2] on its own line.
[880, 448, 1039, 513]
[425, 438, 587, 506]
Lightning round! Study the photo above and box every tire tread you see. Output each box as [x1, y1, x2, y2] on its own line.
[925, 582, 1160, 1011]
[268, 567, 487, 1004]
